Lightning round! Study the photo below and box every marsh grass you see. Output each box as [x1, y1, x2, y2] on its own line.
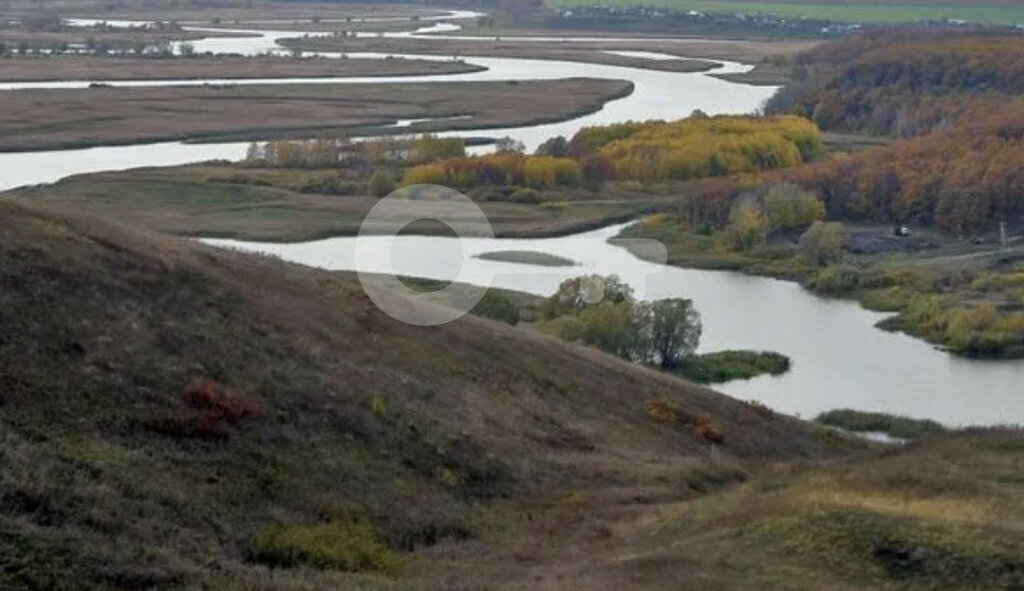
[816, 409, 947, 440]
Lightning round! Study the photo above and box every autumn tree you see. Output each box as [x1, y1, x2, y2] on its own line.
[762, 182, 825, 231]
[410, 135, 465, 164]
[725, 200, 770, 252]
[535, 136, 569, 157]
[541, 275, 634, 320]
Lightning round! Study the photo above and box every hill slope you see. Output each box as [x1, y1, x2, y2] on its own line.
[0, 199, 857, 590]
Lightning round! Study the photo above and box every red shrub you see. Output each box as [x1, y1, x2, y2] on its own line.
[150, 378, 263, 440]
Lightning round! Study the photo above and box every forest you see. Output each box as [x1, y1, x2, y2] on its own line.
[703, 31, 1024, 234]
[401, 115, 823, 188]
[767, 32, 1024, 137]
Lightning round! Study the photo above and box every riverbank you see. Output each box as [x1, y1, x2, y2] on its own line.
[616, 216, 1024, 359]
[0, 54, 485, 82]
[0, 78, 632, 152]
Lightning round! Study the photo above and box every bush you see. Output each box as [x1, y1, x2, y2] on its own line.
[808, 264, 861, 295]
[724, 201, 769, 252]
[252, 520, 401, 573]
[368, 170, 396, 197]
[298, 174, 360, 196]
[799, 221, 846, 266]
[692, 414, 725, 445]
[645, 399, 680, 424]
[471, 291, 520, 325]
[762, 182, 825, 231]
[149, 378, 262, 440]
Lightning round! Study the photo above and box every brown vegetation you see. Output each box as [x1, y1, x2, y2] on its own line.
[0, 198, 858, 589]
[0, 78, 632, 151]
[0, 55, 485, 82]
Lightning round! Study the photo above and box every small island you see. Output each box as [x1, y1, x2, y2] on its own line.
[474, 250, 577, 267]
[816, 409, 947, 441]
[674, 350, 792, 385]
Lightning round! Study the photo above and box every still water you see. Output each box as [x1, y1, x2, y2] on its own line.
[204, 223, 1024, 428]
[0, 19, 773, 189]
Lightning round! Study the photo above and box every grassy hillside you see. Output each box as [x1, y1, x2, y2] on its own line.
[546, 0, 1024, 25]
[0, 198, 858, 590]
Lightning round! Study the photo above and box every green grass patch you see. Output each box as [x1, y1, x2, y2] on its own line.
[252, 520, 403, 573]
[816, 409, 947, 440]
[676, 350, 791, 384]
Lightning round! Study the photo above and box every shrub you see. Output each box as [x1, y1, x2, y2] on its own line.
[368, 170, 396, 197]
[808, 264, 861, 295]
[799, 221, 846, 266]
[692, 414, 725, 445]
[762, 182, 825, 231]
[724, 201, 769, 252]
[645, 399, 680, 424]
[149, 378, 262, 440]
[745, 400, 774, 417]
[471, 291, 520, 325]
[252, 520, 401, 573]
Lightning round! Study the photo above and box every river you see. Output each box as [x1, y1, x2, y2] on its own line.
[3, 13, 1022, 426]
[0, 16, 771, 189]
[204, 224, 1024, 428]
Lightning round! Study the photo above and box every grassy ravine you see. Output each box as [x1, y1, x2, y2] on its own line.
[676, 350, 791, 384]
[816, 409, 948, 440]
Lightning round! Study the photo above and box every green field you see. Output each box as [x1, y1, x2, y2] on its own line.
[547, 0, 1024, 25]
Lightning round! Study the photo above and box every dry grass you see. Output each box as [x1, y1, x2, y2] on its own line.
[0, 55, 483, 82]
[0, 77, 632, 151]
[281, 34, 819, 74]
[16, 165, 653, 241]
[0, 198, 859, 589]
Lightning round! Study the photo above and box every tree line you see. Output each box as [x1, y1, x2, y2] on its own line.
[401, 115, 822, 189]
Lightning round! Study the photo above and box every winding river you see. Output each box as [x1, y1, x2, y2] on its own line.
[0, 16, 771, 189]
[203, 224, 1024, 428]
[3, 13, 1022, 426]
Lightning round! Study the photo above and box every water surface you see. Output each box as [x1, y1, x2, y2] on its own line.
[203, 224, 1024, 427]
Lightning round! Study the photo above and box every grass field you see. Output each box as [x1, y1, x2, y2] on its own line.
[14, 166, 656, 241]
[547, 0, 1024, 25]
